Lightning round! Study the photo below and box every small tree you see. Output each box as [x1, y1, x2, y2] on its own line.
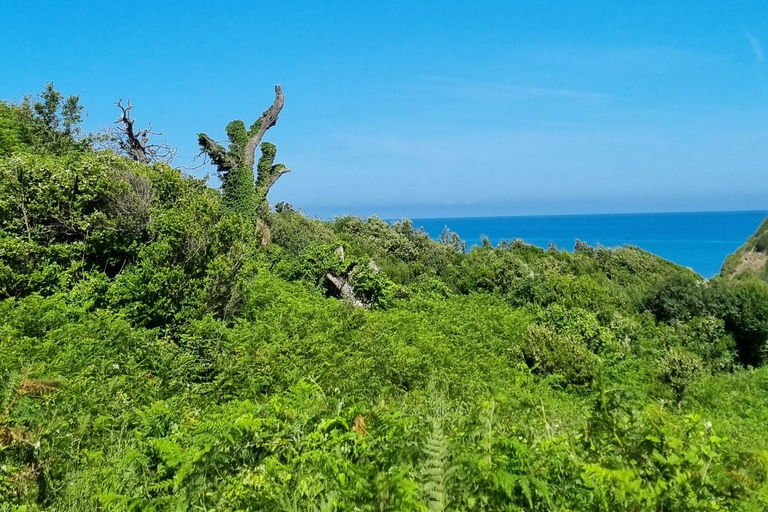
[33, 82, 84, 137]
[11, 82, 86, 154]
[198, 85, 290, 221]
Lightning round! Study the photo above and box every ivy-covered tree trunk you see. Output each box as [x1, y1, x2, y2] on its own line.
[198, 85, 290, 221]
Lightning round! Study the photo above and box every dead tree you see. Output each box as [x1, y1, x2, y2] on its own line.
[198, 85, 290, 220]
[325, 247, 382, 308]
[111, 99, 176, 164]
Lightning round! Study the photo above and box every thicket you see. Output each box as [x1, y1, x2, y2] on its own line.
[2, 86, 768, 511]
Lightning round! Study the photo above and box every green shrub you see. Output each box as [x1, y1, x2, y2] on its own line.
[709, 278, 768, 366]
[677, 316, 736, 372]
[453, 246, 535, 296]
[522, 324, 597, 384]
[659, 346, 704, 400]
[270, 209, 335, 257]
[643, 272, 706, 322]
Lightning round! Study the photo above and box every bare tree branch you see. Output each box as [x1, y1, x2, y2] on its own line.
[115, 99, 148, 163]
[108, 99, 177, 164]
[266, 165, 291, 193]
[198, 133, 237, 171]
[244, 84, 285, 169]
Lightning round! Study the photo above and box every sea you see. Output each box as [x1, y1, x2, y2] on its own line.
[409, 210, 768, 278]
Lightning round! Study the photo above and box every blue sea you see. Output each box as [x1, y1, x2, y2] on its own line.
[409, 211, 768, 278]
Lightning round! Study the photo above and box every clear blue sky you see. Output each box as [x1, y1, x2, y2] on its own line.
[2, 0, 767, 218]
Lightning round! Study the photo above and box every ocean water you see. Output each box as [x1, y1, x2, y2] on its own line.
[409, 211, 768, 278]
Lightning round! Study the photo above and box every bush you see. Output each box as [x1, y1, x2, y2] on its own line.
[659, 346, 703, 400]
[270, 209, 335, 257]
[677, 316, 736, 372]
[522, 324, 597, 384]
[276, 243, 395, 308]
[453, 246, 534, 296]
[643, 272, 706, 322]
[710, 278, 768, 366]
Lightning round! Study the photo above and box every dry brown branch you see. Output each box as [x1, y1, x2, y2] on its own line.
[109, 99, 177, 164]
[352, 415, 367, 436]
[17, 379, 61, 395]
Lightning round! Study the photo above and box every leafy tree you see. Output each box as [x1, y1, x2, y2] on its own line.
[33, 82, 83, 137]
[709, 277, 768, 366]
[0, 83, 85, 157]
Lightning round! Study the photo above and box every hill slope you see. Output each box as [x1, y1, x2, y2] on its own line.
[722, 216, 768, 281]
[3, 90, 768, 510]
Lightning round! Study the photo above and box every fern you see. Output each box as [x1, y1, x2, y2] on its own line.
[480, 399, 495, 470]
[420, 416, 454, 512]
[0, 370, 20, 417]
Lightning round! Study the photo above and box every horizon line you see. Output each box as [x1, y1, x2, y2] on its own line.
[396, 208, 768, 222]
[297, 208, 768, 222]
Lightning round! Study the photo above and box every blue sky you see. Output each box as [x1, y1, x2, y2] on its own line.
[2, 0, 767, 218]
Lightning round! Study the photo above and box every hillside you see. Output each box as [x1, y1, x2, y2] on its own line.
[722, 216, 768, 282]
[3, 88, 768, 511]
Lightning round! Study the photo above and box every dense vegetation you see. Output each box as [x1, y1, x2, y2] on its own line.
[2, 86, 768, 511]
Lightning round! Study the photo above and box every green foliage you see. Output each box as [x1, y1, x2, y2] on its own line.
[0, 83, 85, 157]
[221, 155, 258, 218]
[271, 208, 336, 256]
[275, 242, 396, 308]
[659, 346, 704, 400]
[33, 83, 84, 138]
[420, 414, 454, 511]
[522, 324, 598, 384]
[198, 92, 289, 221]
[582, 398, 741, 511]
[2, 86, 768, 510]
[676, 316, 736, 372]
[333, 216, 462, 286]
[710, 278, 768, 367]
[454, 244, 536, 296]
[644, 274, 768, 366]
[255, 142, 282, 202]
